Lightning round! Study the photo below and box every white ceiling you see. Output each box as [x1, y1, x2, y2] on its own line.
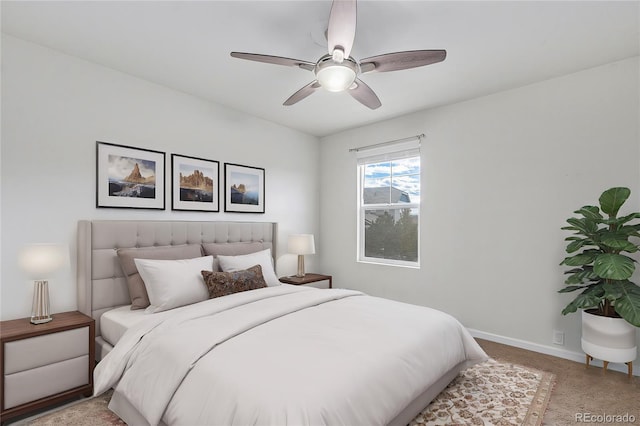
[2, 1, 638, 137]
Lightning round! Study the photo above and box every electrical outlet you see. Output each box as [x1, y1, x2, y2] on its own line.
[553, 330, 564, 345]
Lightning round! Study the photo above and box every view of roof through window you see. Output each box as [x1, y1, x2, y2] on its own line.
[363, 156, 420, 205]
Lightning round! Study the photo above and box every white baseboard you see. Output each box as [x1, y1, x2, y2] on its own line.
[468, 328, 638, 377]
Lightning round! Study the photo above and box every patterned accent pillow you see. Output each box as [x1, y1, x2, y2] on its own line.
[201, 264, 267, 299]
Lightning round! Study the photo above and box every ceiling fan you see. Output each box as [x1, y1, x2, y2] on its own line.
[230, 0, 446, 110]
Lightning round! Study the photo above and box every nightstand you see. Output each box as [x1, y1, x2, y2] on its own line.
[0, 311, 95, 423]
[279, 273, 333, 289]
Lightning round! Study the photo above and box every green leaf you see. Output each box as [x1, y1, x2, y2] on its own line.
[564, 268, 599, 285]
[561, 285, 604, 315]
[593, 253, 636, 280]
[618, 225, 640, 238]
[574, 206, 603, 221]
[599, 187, 630, 217]
[561, 252, 598, 266]
[559, 285, 586, 293]
[603, 212, 640, 226]
[564, 273, 584, 284]
[566, 238, 590, 253]
[563, 267, 585, 274]
[601, 232, 639, 252]
[565, 217, 598, 235]
[613, 281, 640, 327]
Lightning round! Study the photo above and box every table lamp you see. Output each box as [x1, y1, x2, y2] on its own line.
[288, 234, 315, 278]
[18, 244, 67, 324]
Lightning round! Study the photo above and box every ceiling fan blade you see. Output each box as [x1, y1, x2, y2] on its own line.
[283, 81, 321, 106]
[359, 50, 447, 73]
[348, 78, 381, 110]
[230, 52, 315, 71]
[327, 0, 357, 60]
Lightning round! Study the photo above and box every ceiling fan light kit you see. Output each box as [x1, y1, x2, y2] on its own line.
[230, 0, 446, 109]
[315, 55, 358, 92]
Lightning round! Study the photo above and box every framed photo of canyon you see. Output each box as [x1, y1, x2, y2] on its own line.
[96, 141, 165, 209]
[171, 154, 219, 212]
[224, 163, 265, 213]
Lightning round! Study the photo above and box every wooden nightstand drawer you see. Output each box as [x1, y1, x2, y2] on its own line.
[5, 327, 89, 374]
[0, 311, 95, 422]
[4, 355, 89, 409]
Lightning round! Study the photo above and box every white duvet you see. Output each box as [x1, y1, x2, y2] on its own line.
[94, 285, 487, 426]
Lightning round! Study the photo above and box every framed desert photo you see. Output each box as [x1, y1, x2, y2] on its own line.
[172, 154, 219, 212]
[96, 141, 165, 209]
[224, 163, 265, 213]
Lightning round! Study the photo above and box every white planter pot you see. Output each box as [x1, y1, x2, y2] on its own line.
[581, 310, 637, 363]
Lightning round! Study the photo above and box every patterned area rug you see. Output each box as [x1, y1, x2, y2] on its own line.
[28, 359, 554, 426]
[410, 359, 554, 426]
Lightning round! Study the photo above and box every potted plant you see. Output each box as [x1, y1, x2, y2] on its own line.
[559, 187, 640, 373]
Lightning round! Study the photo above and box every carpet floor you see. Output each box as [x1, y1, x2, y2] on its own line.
[25, 358, 553, 426]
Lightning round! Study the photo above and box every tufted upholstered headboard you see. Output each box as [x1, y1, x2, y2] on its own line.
[77, 220, 277, 360]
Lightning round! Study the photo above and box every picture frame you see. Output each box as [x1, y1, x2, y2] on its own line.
[171, 154, 220, 212]
[96, 141, 165, 210]
[224, 163, 265, 213]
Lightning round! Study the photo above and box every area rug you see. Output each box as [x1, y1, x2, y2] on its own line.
[409, 359, 555, 426]
[28, 359, 554, 426]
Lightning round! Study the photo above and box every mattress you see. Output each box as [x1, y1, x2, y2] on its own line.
[100, 305, 147, 346]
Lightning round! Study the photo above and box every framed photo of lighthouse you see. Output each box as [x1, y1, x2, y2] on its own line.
[96, 141, 166, 209]
[224, 163, 265, 213]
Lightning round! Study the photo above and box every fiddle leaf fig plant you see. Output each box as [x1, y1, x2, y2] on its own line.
[559, 187, 640, 327]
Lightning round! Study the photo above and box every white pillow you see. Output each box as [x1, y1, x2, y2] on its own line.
[217, 248, 280, 287]
[135, 256, 213, 313]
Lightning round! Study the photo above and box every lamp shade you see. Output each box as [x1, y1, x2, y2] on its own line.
[18, 244, 67, 280]
[288, 234, 315, 255]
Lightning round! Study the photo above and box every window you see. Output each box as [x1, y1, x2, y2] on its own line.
[356, 138, 420, 267]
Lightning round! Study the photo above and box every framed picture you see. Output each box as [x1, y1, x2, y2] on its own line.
[171, 154, 219, 212]
[96, 141, 165, 209]
[224, 163, 265, 213]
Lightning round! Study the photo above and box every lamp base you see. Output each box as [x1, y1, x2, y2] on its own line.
[30, 315, 53, 325]
[31, 280, 52, 325]
[295, 254, 306, 278]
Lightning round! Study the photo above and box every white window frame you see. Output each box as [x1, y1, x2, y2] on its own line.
[356, 138, 421, 268]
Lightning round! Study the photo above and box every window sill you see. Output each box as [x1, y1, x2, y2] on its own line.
[357, 259, 420, 269]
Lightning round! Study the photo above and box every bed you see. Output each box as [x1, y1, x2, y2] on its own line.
[77, 220, 487, 426]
